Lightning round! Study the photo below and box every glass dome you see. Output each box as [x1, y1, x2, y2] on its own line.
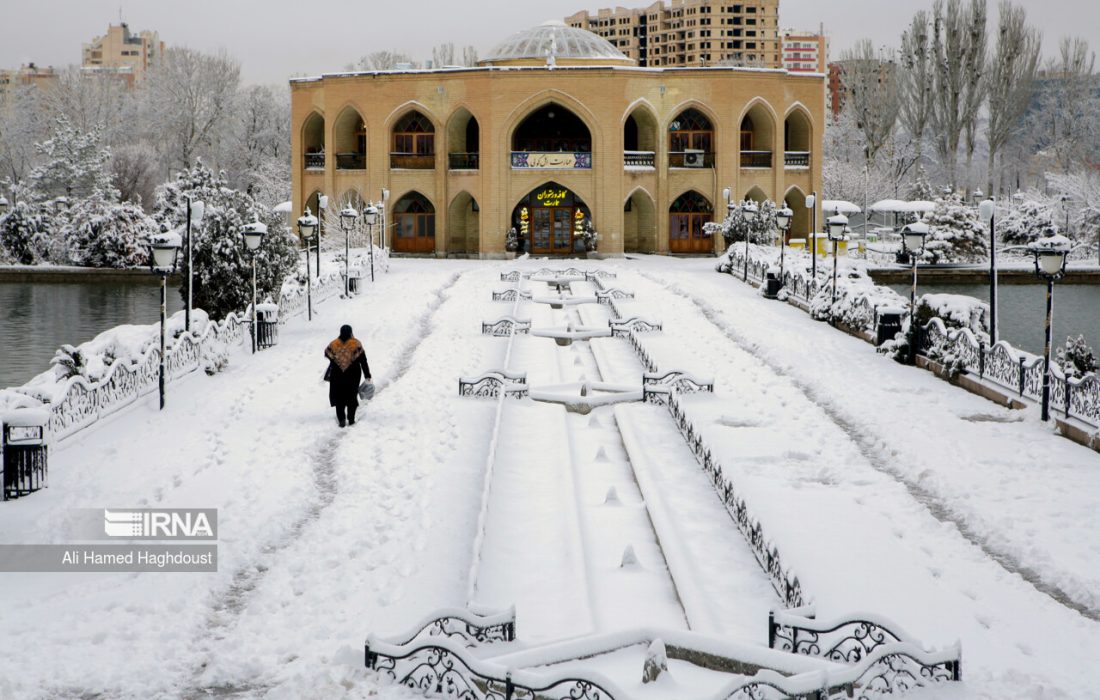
[481, 20, 634, 66]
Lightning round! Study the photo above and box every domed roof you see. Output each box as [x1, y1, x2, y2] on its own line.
[481, 20, 634, 66]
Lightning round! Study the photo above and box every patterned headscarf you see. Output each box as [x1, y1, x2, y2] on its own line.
[325, 337, 364, 371]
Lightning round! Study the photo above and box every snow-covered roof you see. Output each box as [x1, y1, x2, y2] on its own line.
[821, 200, 862, 215]
[273, 201, 292, 214]
[482, 20, 632, 65]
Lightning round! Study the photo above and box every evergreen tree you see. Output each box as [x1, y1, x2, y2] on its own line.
[153, 161, 298, 319]
[26, 115, 115, 201]
[921, 195, 989, 263]
[1058, 334, 1098, 378]
[0, 200, 50, 264]
[709, 200, 779, 244]
[999, 200, 1061, 246]
[62, 191, 158, 268]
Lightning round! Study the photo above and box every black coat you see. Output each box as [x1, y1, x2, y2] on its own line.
[326, 348, 372, 408]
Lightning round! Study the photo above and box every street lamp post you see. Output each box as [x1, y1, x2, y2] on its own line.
[380, 189, 389, 251]
[902, 221, 929, 365]
[827, 213, 847, 314]
[741, 201, 758, 282]
[242, 220, 267, 354]
[297, 209, 319, 322]
[806, 193, 818, 280]
[149, 231, 181, 410]
[1027, 236, 1071, 422]
[775, 206, 793, 285]
[364, 204, 378, 282]
[316, 195, 328, 276]
[979, 199, 998, 343]
[339, 206, 359, 297]
[183, 196, 204, 332]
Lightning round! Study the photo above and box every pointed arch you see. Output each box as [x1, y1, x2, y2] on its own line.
[623, 186, 657, 254]
[387, 103, 438, 170]
[783, 103, 813, 168]
[301, 111, 325, 169]
[333, 105, 366, 170]
[511, 181, 592, 256]
[668, 189, 714, 254]
[446, 190, 479, 256]
[667, 102, 718, 168]
[738, 98, 778, 169]
[782, 186, 810, 241]
[392, 191, 436, 254]
[502, 90, 602, 158]
[446, 106, 480, 170]
[743, 186, 769, 203]
[622, 99, 659, 156]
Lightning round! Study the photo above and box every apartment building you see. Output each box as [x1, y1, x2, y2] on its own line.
[781, 28, 827, 73]
[566, 0, 781, 68]
[81, 23, 165, 85]
[0, 63, 58, 101]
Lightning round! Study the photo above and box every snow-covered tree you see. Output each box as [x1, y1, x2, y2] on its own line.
[25, 115, 115, 201]
[999, 199, 1061, 246]
[62, 191, 158, 268]
[930, 0, 988, 190]
[0, 84, 48, 183]
[347, 51, 418, 71]
[1058, 335, 1098, 378]
[837, 40, 899, 165]
[920, 195, 990, 263]
[899, 11, 935, 163]
[0, 199, 51, 264]
[153, 161, 298, 319]
[708, 200, 778, 244]
[985, 3, 1041, 197]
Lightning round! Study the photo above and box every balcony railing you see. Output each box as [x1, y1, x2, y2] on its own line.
[448, 152, 479, 170]
[510, 152, 592, 169]
[668, 151, 714, 168]
[624, 151, 656, 168]
[304, 152, 325, 170]
[390, 152, 435, 169]
[740, 150, 773, 169]
[335, 152, 365, 170]
[785, 151, 811, 168]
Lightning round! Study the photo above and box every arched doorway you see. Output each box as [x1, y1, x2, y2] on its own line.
[669, 191, 713, 254]
[447, 191, 480, 256]
[302, 112, 325, 170]
[333, 106, 366, 170]
[739, 101, 776, 169]
[393, 192, 435, 253]
[624, 104, 658, 168]
[624, 189, 656, 253]
[447, 108, 480, 170]
[513, 182, 591, 255]
[783, 188, 810, 243]
[512, 104, 592, 169]
[391, 111, 435, 169]
[784, 108, 812, 168]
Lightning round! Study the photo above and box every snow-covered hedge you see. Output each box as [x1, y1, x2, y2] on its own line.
[809, 261, 909, 333]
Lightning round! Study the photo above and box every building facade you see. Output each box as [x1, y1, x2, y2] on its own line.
[0, 63, 58, 102]
[82, 23, 165, 85]
[566, 0, 780, 68]
[780, 28, 827, 73]
[290, 22, 823, 257]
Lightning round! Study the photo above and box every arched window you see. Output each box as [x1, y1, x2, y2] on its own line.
[391, 112, 435, 169]
[668, 109, 713, 167]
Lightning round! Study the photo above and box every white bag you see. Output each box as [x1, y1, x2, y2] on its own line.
[358, 380, 375, 401]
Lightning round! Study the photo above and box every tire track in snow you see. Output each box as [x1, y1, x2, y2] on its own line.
[638, 269, 1100, 623]
[184, 271, 464, 697]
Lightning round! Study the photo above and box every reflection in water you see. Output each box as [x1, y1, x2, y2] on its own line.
[0, 282, 185, 390]
[888, 282, 1100, 357]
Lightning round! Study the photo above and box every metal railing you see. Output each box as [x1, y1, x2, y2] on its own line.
[448, 152, 479, 170]
[624, 150, 656, 168]
[390, 152, 435, 169]
[784, 151, 811, 168]
[304, 152, 325, 169]
[740, 150, 773, 168]
[335, 152, 366, 170]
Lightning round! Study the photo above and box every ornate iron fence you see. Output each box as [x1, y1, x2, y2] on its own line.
[458, 371, 529, 399]
[918, 318, 1100, 429]
[491, 289, 531, 302]
[481, 317, 531, 337]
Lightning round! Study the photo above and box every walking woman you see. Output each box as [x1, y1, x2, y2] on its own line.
[324, 324, 372, 427]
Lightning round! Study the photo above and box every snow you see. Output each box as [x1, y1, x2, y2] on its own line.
[2, 255, 1099, 698]
[1, 407, 49, 427]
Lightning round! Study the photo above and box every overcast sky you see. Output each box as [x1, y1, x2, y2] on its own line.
[2, 0, 1098, 85]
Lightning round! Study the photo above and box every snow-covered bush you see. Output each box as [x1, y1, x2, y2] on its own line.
[809, 262, 909, 333]
[914, 293, 990, 340]
[154, 161, 299, 320]
[62, 192, 158, 268]
[999, 200, 1060, 246]
[919, 196, 990, 264]
[0, 200, 51, 264]
[709, 200, 779, 245]
[25, 115, 115, 202]
[1058, 335, 1098, 379]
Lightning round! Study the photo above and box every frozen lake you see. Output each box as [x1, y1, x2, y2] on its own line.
[0, 280, 185, 389]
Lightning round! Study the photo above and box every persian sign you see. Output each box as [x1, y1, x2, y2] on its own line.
[511, 152, 593, 169]
[536, 189, 568, 207]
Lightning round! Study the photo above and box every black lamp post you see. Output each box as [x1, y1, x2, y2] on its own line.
[775, 206, 792, 283]
[242, 220, 267, 354]
[979, 199, 998, 343]
[364, 204, 378, 282]
[183, 196, 204, 332]
[827, 213, 847, 314]
[339, 206, 358, 297]
[149, 232, 181, 410]
[297, 209, 319, 321]
[807, 192, 818, 280]
[1027, 236, 1071, 422]
[316, 195, 328, 275]
[902, 221, 929, 365]
[741, 201, 758, 282]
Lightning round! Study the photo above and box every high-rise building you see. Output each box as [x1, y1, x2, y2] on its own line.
[81, 23, 165, 85]
[780, 27, 827, 73]
[566, 0, 781, 69]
